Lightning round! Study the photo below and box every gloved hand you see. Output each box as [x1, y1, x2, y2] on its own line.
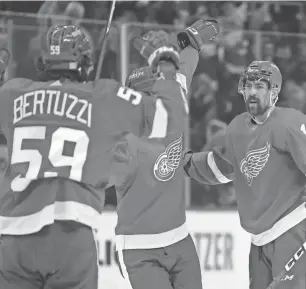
[133, 30, 180, 73]
[177, 19, 219, 51]
[125, 66, 155, 91]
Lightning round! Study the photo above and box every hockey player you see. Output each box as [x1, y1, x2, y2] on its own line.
[110, 20, 219, 289]
[184, 60, 306, 289]
[0, 24, 184, 289]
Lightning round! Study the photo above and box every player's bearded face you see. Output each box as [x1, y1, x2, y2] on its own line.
[244, 80, 270, 117]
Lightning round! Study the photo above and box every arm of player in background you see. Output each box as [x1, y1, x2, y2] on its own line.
[176, 45, 199, 94]
[183, 133, 235, 185]
[284, 111, 306, 174]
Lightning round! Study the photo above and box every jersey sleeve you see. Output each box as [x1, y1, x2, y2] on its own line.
[284, 111, 306, 174]
[110, 85, 154, 137]
[109, 79, 183, 138]
[144, 78, 188, 138]
[183, 131, 235, 185]
[176, 45, 199, 94]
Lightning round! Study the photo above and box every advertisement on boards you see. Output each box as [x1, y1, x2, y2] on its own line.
[97, 211, 251, 289]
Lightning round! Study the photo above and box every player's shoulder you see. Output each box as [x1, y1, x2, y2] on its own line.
[228, 112, 248, 133]
[92, 78, 128, 100]
[94, 78, 119, 87]
[1, 77, 34, 90]
[274, 107, 305, 128]
[92, 78, 146, 106]
[92, 78, 120, 97]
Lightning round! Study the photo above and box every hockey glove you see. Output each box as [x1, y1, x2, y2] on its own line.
[177, 19, 219, 51]
[125, 66, 155, 91]
[133, 30, 180, 73]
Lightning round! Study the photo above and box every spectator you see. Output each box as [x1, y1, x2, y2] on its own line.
[269, 2, 300, 33]
[0, 134, 7, 186]
[262, 40, 275, 62]
[189, 73, 218, 151]
[190, 119, 237, 209]
[248, 3, 273, 31]
[219, 2, 248, 30]
[215, 31, 252, 123]
[273, 39, 295, 80]
[279, 79, 306, 112]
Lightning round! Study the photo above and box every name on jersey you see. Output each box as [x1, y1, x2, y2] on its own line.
[13, 90, 92, 127]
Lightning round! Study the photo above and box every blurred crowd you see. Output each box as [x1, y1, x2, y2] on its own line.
[0, 1, 306, 209]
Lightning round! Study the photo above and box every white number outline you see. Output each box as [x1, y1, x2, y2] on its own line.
[117, 87, 142, 105]
[11, 126, 89, 192]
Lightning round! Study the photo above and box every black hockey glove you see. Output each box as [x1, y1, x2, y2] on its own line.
[177, 19, 219, 51]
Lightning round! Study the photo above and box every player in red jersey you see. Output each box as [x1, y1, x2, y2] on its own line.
[183, 60, 306, 289]
[109, 20, 219, 289]
[0, 24, 185, 289]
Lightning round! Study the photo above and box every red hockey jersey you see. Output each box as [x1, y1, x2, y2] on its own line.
[185, 107, 306, 245]
[0, 77, 178, 235]
[112, 46, 199, 249]
[112, 103, 187, 249]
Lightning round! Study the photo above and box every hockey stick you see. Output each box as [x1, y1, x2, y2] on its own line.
[265, 240, 306, 289]
[94, 0, 116, 83]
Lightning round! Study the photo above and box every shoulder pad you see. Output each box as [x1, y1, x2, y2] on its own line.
[94, 78, 119, 90]
[228, 112, 246, 129]
[1, 78, 33, 90]
[280, 107, 305, 127]
[91, 78, 120, 99]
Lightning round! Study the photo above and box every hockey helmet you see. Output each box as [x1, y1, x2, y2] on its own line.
[238, 61, 282, 96]
[40, 25, 93, 80]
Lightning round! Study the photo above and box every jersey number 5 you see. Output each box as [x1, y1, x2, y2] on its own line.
[10, 126, 89, 192]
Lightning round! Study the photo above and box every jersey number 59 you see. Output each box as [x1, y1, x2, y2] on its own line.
[10, 126, 89, 192]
